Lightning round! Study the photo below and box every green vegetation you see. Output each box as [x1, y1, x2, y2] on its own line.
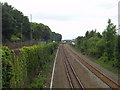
[92, 58, 119, 74]
[28, 62, 53, 88]
[75, 19, 120, 73]
[2, 43, 58, 88]
[2, 2, 30, 42]
[1, 2, 61, 88]
[2, 2, 62, 42]
[31, 22, 62, 42]
[2, 46, 13, 88]
[28, 77, 46, 88]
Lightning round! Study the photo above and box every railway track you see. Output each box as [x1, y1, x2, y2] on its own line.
[61, 45, 84, 89]
[65, 44, 120, 89]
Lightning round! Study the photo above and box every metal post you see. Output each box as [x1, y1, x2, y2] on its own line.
[118, 1, 120, 35]
[30, 14, 32, 45]
[0, 2, 2, 89]
[116, 4, 119, 81]
[21, 23, 23, 47]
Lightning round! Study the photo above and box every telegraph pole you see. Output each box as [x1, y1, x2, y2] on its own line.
[30, 14, 32, 45]
[21, 23, 23, 47]
[0, 3, 1, 47]
[118, 1, 120, 35]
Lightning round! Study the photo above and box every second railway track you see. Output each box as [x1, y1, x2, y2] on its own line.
[65, 44, 120, 89]
[61, 45, 84, 89]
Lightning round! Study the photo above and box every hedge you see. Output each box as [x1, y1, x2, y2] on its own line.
[2, 42, 58, 88]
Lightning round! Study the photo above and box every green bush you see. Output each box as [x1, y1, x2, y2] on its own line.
[2, 42, 58, 88]
[10, 35, 21, 42]
[98, 56, 108, 62]
[2, 46, 13, 88]
[28, 77, 46, 88]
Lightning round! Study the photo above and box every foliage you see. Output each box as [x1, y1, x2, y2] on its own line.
[10, 35, 21, 42]
[31, 22, 62, 42]
[2, 2, 62, 42]
[28, 62, 54, 88]
[2, 2, 30, 42]
[75, 19, 119, 69]
[102, 19, 116, 61]
[114, 35, 120, 68]
[51, 32, 62, 42]
[2, 43, 58, 88]
[2, 46, 13, 88]
[28, 77, 46, 88]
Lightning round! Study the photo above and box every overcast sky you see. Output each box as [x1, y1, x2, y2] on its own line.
[1, 0, 119, 40]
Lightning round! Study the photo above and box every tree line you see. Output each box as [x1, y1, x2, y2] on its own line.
[31, 22, 62, 42]
[75, 19, 120, 68]
[2, 2, 62, 42]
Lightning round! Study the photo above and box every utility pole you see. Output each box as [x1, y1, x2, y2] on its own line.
[0, 3, 1, 47]
[30, 14, 32, 45]
[118, 1, 120, 35]
[21, 23, 23, 47]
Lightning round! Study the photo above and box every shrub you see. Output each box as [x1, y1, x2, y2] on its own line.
[2, 42, 58, 88]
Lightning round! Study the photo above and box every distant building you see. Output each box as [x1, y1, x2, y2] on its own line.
[71, 42, 75, 45]
[71, 39, 76, 45]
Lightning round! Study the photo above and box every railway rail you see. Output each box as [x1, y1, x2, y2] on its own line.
[65, 44, 120, 89]
[61, 45, 84, 89]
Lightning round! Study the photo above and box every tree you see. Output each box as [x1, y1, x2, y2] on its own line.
[114, 35, 120, 68]
[87, 36, 100, 56]
[102, 19, 116, 61]
[2, 2, 31, 42]
[22, 16, 31, 41]
[42, 26, 51, 42]
[32, 23, 42, 40]
[2, 3, 16, 41]
[85, 31, 89, 38]
[2, 2, 62, 43]
[96, 39, 105, 58]
[31, 23, 62, 42]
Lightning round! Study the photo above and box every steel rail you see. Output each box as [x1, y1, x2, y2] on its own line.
[62, 45, 84, 89]
[65, 45, 120, 89]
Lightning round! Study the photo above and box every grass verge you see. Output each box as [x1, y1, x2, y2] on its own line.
[69, 45, 119, 74]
